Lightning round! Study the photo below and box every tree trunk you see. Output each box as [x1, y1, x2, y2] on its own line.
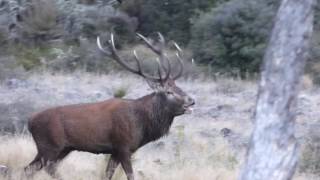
[239, 0, 315, 180]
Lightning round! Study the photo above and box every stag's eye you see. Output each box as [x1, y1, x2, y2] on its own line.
[166, 91, 174, 95]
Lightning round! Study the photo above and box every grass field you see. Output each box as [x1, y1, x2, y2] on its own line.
[0, 73, 319, 180]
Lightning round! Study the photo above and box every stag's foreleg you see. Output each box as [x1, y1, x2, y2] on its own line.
[120, 158, 134, 180]
[118, 150, 134, 180]
[106, 155, 119, 180]
[44, 148, 71, 179]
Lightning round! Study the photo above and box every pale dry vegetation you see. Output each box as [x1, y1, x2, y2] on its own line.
[0, 72, 319, 180]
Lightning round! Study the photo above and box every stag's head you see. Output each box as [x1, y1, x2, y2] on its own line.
[97, 33, 195, 115]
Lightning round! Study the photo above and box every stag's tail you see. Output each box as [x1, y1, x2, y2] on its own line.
[27, 112, 41, 133]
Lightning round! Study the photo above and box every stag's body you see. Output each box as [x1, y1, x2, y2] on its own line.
[25, 33, 194, 180]
[29, 93, 177, 157]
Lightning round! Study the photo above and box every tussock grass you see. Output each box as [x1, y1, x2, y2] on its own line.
[0, 135, 239, 180]
[0, 72, 318, 180]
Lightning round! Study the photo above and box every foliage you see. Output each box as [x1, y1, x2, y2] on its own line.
[56, 0, 137, 45]
[189, 0, 279, 78]
[122, 0, 225, 45]
[113, 86, 128, 98]
[10, 45, 51, 71]
[3, 0, 320, 77]
[304, 3, 320, 84]
[17, 0, 60, 44]
[299, 129, 320, 175]
[0, 56, 25, 81]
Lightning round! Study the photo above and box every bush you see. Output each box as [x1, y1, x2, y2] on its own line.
[299, 127, 320, 175]
[113, 86, 128, 98]
[0, 29, 8, 50]
[11, 45, 51, 71]
[132, 0, 223, 45]
[57, 1, 137, 45]
[304, 3, 320, 85]
[16, 0, 60, 44]
[0, 56, 26, 81]
[189, 0, 279, 78]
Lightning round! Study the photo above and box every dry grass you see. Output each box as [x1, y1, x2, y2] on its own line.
[0, 72, 319, 180]
[0, 134, 238, 180]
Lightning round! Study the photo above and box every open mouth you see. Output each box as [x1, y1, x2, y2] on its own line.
[183, 103, 195, 114]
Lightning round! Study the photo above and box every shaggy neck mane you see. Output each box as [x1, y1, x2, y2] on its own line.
[135, 92, 175, 146]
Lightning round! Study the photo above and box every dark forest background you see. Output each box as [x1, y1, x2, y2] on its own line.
[0, 0, 319, 80]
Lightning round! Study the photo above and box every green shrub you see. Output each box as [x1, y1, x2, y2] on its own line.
[18, 0, 60, 44]
[11, 45, 51, 71]
[189, 0, 279, 78]
[113, 86, 128, 98]
[133, 0, 224, 45]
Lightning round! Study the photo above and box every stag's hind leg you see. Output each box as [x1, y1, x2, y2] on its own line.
[42, 148, 71, 179]
[24, 153, 44, 177]
[26, 145, 67, 179]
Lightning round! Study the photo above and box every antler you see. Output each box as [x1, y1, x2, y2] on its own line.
[137, 33, 185, 80]
[97, 34, 167, 83]
[97, 33, 185, 83]
[136, 33, 172, 82]
[172, 42, 184, 80]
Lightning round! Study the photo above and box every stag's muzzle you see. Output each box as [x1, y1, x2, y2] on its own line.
[183, 96, 195, 114]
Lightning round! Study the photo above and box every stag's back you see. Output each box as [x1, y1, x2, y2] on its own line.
[28, 98, 136, 153]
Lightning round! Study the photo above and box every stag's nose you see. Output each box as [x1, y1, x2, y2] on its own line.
[185, 96, 195, 106]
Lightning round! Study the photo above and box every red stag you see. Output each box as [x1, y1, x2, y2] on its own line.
[24, 33, 195, 180]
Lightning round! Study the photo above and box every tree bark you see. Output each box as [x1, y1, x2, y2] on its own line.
[239, 0, 315, 180]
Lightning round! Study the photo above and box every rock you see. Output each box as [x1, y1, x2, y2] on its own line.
[5, 78, 29, 89]
[222, 129, 249, 153]
[0, 165, 8, 175]
[154, 141, 165, 149]
[220, 128, 232, 137]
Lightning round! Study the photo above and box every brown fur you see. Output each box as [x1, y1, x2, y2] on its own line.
[25, 88, 194, 180]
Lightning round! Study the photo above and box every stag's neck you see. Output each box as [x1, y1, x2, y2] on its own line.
[135, 93, 175, 145]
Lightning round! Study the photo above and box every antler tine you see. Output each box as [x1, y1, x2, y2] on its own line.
[134, 50, 164, 83]
[172, 42, 184, 80]
[136, 33, 161, 54]
[156, 32, 171, 78]
[133, 50, 142, 70]
[157, 32, 165, 50]
[136, 33, 171, 82]
[97, 34, 162, 82]
[136, 33, 168, 66]
[162, 54, 171, 81]
[97, 36, 109, 54]
[155, 58, 163, 83]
